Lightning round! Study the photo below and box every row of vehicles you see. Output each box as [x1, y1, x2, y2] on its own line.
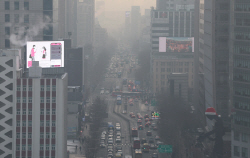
[117, 95, 122, 105]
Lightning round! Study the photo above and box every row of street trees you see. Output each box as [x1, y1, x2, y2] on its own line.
[85, 97, 107, 158]
[156, 91, 202, 157]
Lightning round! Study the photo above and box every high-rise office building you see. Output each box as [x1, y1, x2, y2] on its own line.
[230, 1, 250, 157]
[0, 0, 66, 49]
[0, 49, 22, 158]
[130, 6, 141, 45]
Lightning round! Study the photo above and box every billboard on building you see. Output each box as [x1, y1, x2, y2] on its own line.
[26, 41, 64, 68]
[159, 37, 194, 53]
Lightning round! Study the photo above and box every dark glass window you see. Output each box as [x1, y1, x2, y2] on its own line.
[5, 14, 10, 22]
[14, 14, 19, 23]
[24, 14, 29, 23]
[5, 27, 10, 35]
[5, 39, 10, 48]
[154, 12, 158, 18]
[43, 0, 53, 10]
[5, 1, 10, 10]
[24, 2, 29, 10]
[14, 2, 19, 10]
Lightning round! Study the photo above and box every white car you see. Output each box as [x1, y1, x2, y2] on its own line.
[100, 90, 105, 94]
[116, 133, 121, 137]
[116, 138, 121, 143]
[108, 140, 113, 144]
[116, 123, 121, 127]
[102, 131, 107, 135]
[116, 127, 121, 131]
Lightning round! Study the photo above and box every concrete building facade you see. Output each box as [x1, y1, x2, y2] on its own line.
[130, 6, 141, 45]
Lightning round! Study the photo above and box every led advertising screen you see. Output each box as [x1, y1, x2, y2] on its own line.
[26, 41, 64, 68]
[159, 37, 194, 53]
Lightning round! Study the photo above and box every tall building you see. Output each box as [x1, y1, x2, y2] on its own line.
[157, 0, 195, 10]
[230, 1, 250, 157]
[15, 62, 68, 158]
[0, 49, 22, 158]
[0, 0, 66, 49]
[194, 0, 230, 129]
[130, 6, 141, 45]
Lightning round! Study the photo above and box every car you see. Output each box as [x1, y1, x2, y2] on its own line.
[146, 121, 151, 125]
[116, 138, 121, 143]
[107, 154, 113, 158]
[100, 143, 106, 148]
[144, 114, 149, 118]
[129, 112, 134, 116]
[117, 150, 123, 156]
[122, 110, 127, 114]
[101, 87, 105, 90]
[116, 123, 121, 127]
[151, 123, 156, 127]
[116, 146, 122, 151]
[108, 140, 113, 144]
[108, 138, 113, 141]
[101, 134, 106, 137]
[108, 135, 113, 139]
[101, 137, 105, 140]
[146, 131, 152, 136]
[141, 138, 147, 144]
[145, 118, 149, 122]
[105, 90, 110, 94]
[116, 136, 121, 139]
[131, 114, 136, 118]
[114, 153, 122, 158]
[102, 131, 107, 135]
[155, 135, 160, 140]
[153, 126, 158, 131]
[149, 137, 154, 143]
[138, 115, 143, 119]
[107, 148, 113, 152]
[137, 113, 141, 118]
[100, 140, 105, 144]
[137, 119, 142, 123]
[107, 145, 113, 149]
[145, 122, 150, 127]
[149, 144, 158, 150]
[100, 90, 105, 94]
[116, 127, 121, 131]
[116, 132, 121, 136]
[109, 131, 114, 135]
[152, 153, 158, 158]
[138, 125, 143, 130]
[156, 141, 164, 145]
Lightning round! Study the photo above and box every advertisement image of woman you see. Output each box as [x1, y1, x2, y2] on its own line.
[42, 46, 47, 59]
[30, 45, 36, 61]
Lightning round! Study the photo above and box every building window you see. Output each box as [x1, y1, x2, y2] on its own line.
[28, 86, 32, 91]
[52, 133, 55, 138]
[242, 147, 248, 158]
[40, 145, 44, 151]
[161, 62, 165, 66]
[185, 68, 189, 72]
[40, 109, 44, 115]
[28, 120, 32, 127]
[46, 144, 50, 150]
[28, 109, 32, 115]
[28, 133, 32, 139]
[46, 97, 50, 103]
[16, 145, 20, 151]
[41, 85, 44, 91]
[52, 144, 55, 150]
[161, 68, 165, 72]
[28, 145, 31, 151]
[22, 121, 26, 127]
[234, 131, 240, 141]
[161, 81, 165, 86]
[156, 62, 158, 66]
[52, 97, 56, 103]
[179, 68, 183, 72]
[46, 85, 50, 91]
[17, 121, 20, 127]
[16, 133, 20, 138]
[46, 109, 50, 115]
[156, 68, 158, 72]
[24, 14, 29, 23]
[40, 97, 44, 103]
[161, 75, 165, 80]
[5, 27, 10, 35]
[22, 146, 26, 151]
[52, 109, 56, 115]
[46, 121, 50, 126]
[24, 2, 29, 10]
[40, 133, 44, 139]
[46, 133, 50, 139]
[40, 121, 44, 127]
[5, 39, 10, 48]
[17, 109, 20, 115]
[234, 146, 240, 156]
[5, 14, 10, 22]
[179, 62, 183, 66]
[14, 14, 19, 23]
[22, 133, 26, 139]
[242, 133, 248, 142]
[23, 109, 26, 115]
[23, 97, 26, 103]
[185, 62, 189, 66]
[167, 68, 171, 72]
[52, 85, 56, 91]
[28, 97, 32, 103]
[5, 1, 10, 10]
[14, 2, 19, 10]
[23, 86, 26, 91]
[17, 85, 21, 91]
[52, 121, 56, 127]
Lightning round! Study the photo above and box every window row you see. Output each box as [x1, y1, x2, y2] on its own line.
[234, 45, 250, 55]
[40, 97, 56, 103]
[16, 133, 32, 139]
[234, 87, 250, 97]
[234, 73, 250, 83]
[16, 121, 32, 127]
[40, 144, 56, 151]
[16, 144, 32, 151]
[40, 121, 56, 127]
[234, 59, 250, 69]
[234, 146, 248, 157]
[40, 109, 56, 115]
[41, 85, 56, 91]
[156, 62, 192, 66]
[235, 32, 250, 41]
[234, 115, 250, 127]
[234, 101, 250, 111]
[40, 132, 56, 139]
[235, 18, 250, 27]
[235, 3, 250, 12]
[17, 97, 33, 103]
[5, 1, 29, 10]
[17, 85, 32, 91]
[234, 131, 249, 143]
[16, 109, 32, 115]
[5, 14, 29, 23]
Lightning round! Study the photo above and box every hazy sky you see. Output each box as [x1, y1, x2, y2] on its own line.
[99, 0, 156, 15]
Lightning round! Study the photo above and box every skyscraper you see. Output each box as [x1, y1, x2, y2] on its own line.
[130, 6, 141, 45]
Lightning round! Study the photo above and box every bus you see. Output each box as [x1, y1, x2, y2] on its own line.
[133, 137, 140, 149]
[142, 143, 150, 152]
[134, 149, 142, 158]
[131, 127, 138, 137]
[117, 97, 122, 105]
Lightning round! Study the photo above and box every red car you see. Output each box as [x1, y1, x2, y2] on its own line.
[145, 122, 150, 127]
[130, 112, 134, 117]
[131, 114, 136, 118]
[144, 114, 149, 118]
[137, 119, 142, 123]
[153, 126, 158, 131]
[155, 135, 160, 140]
[149, 118, 153, 121]
[145, 118, 149, 122]
[146, 121, 151, 125]
[139, 115, 143, 119]
[146, 131, 152, 136]
[138, 125, 143, 130]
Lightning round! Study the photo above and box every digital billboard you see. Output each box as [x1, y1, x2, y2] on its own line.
[151, 111, 160, 119]
[159, 37, 194, 53]
[26, 41, 64, 68]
